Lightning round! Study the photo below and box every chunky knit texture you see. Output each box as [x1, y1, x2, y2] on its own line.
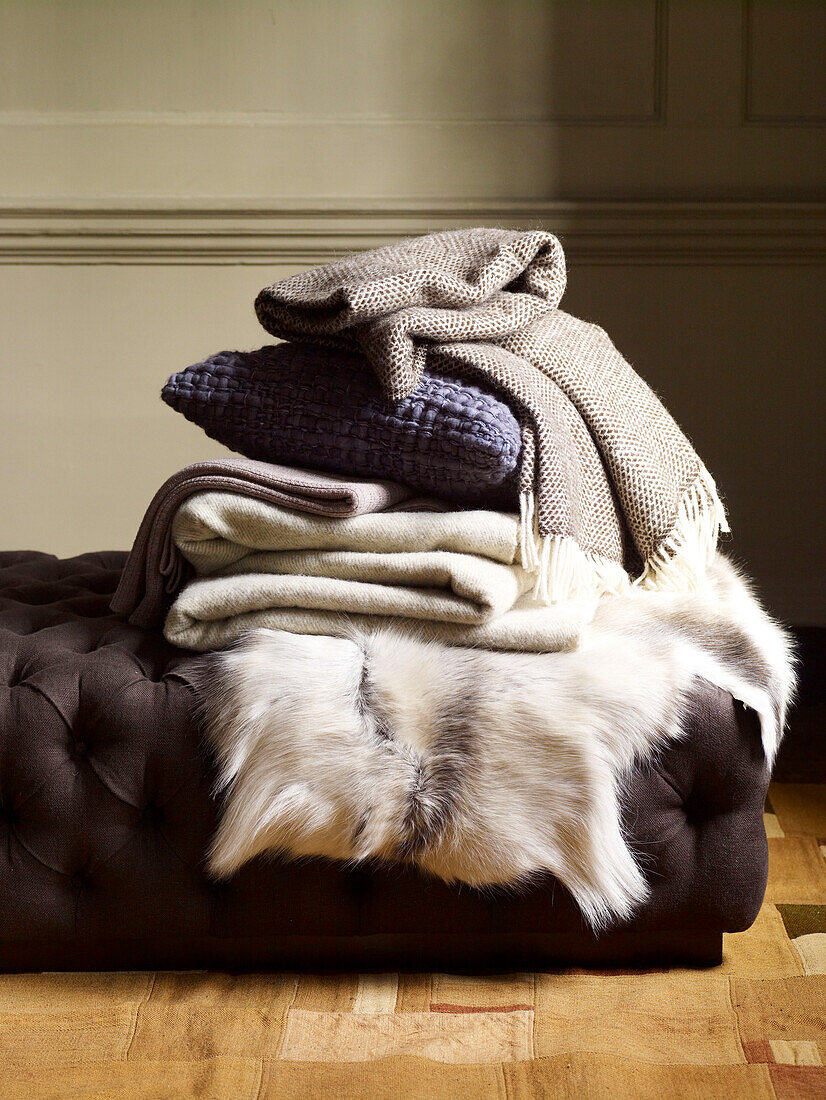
[162, 344, 521, 508]
[255, 228, 728, 602]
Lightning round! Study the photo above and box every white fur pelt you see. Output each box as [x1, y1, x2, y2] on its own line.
[196, 554, 794, 930]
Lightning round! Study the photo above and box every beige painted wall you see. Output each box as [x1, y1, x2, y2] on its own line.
[1, 1, 824, 623]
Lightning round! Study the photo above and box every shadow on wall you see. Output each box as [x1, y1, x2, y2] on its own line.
[404, 0, 826, 623]
[542, 1, 826, 625]
[0, 0, 823, 625]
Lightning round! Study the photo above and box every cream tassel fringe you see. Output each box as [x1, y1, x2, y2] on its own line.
[518, 463, 728, 605]
[518, 492, 630, 605]
[636, 463, 729, 594]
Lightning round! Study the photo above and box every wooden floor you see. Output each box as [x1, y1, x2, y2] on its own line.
[1, 782, 825, 1099]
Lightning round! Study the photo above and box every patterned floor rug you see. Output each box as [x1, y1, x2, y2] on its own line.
[1, 782, 825, 1099]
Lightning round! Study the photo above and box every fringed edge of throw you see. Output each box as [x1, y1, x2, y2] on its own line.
[519, 492, 630, 605]
[636, 463, 730, 594]
[518, 462, 729, 604]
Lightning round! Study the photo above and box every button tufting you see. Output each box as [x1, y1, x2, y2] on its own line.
[0, 550, 768, 965]
[7, 665, 28, 688]
[142, 802, 164, 828]
[682, 791, 708, 828]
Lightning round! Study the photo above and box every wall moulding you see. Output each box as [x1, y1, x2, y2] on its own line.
[741, 0, 826, 126]
[0, 200, 823, 266]
[0, 0, 667, 127]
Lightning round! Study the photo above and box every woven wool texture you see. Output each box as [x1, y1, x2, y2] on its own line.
[255, 227, 727, 597]
[162, 345, 522, 508]
[110, 458, 415, 629]
[163, 491, 591, 653]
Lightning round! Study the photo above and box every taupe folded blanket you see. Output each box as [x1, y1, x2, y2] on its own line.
[256, 228, 728, 600]
[111, 459, 415, 628]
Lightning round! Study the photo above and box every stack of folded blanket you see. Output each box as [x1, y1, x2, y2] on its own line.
[112, 228, 793, 928]
[114, 227, 728, 655]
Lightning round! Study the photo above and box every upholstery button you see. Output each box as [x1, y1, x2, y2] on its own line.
[70, 871, 89, 891]
[142, 802, 164, 828]
[682, 792, 707, 827]
[73, 740, 88, 758]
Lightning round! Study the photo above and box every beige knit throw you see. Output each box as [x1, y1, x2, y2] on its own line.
[255, 228, 728, 602]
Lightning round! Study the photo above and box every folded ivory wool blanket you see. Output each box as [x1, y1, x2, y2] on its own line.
[197, 554, 795, 930]
[163, 490, 592, 653]
[111, 459, 414, 628]
[255, 228, 729, 601]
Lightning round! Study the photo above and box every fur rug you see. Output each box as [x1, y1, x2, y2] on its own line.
[195, 555, 794, 930]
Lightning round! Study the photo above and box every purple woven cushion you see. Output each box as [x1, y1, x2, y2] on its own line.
[162, 343, 521, 507]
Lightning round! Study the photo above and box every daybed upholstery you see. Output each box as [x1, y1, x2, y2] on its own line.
[0, 552, 770, 971]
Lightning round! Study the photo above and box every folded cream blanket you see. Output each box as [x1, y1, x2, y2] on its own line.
[111, 459, 414, 628]
[256, 228, 728, 601]
[163, 490, 593, 652]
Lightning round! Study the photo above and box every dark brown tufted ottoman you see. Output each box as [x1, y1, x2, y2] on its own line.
[0, 551, 771, 972]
